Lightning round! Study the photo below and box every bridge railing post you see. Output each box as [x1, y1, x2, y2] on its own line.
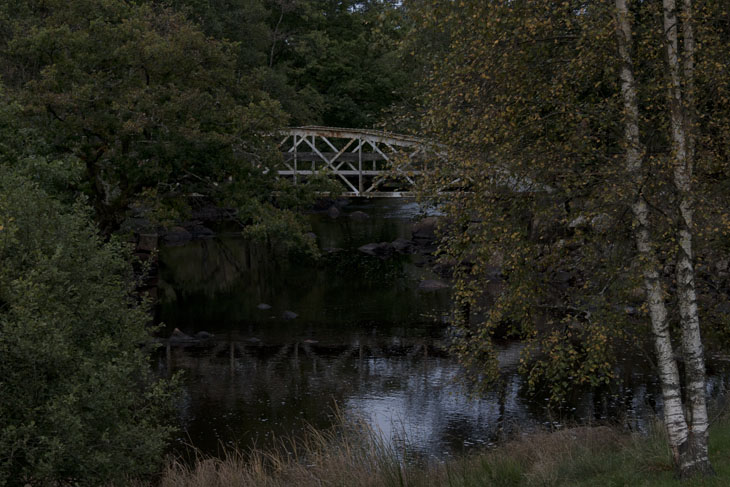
[358, 137, 363, 196]
[293, 134, 298, 185]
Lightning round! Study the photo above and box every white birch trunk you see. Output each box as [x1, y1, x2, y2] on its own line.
[662, 0, 713, 475]
[615, 0, 690, 471]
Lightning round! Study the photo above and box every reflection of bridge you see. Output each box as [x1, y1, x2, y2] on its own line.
[277, 126, 441, 197]
[162, 337, 449, 377]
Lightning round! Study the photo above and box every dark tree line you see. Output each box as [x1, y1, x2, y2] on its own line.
[0, 1, 413, 484]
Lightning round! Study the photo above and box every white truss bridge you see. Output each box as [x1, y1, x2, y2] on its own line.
[276, 126, 441, 197]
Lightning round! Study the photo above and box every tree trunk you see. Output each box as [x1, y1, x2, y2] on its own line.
[615, 0, 691, 472]
[269, 7, 285, 68]
[662, 0, 713, 475]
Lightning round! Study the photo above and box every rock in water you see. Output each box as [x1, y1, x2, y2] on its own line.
[417, 279, 449, 291]
[169, 327, 195, 342]
[282, 310, 298, 320]
[164, 227, 192, 245]
[357, 242, 394, 257]
[391, 238, 413, 254]
[190, 224, 215, 238]
[257, 303, 272, 310]
[349, 211, 370, 220]
[327, 206, 341, 218]
[411, 217, 438, 242]
[195, 331, 214, 340]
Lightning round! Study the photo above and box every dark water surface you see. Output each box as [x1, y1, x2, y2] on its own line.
[156, 199, 730, 460]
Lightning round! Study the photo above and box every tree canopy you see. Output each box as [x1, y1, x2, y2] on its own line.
[163, 0, 410, 127]
[412, 0, 730, 476]
[0, 96, 176, 486]
[0, 0, 290, 232]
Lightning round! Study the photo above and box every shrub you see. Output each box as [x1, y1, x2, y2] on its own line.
[0, 166, 175, 486]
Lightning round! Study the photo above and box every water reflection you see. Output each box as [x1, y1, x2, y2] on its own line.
[159, 335, 534, 458]
[156, 199, 730, 460]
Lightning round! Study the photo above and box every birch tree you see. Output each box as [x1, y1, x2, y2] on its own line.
[413, 0, 726, 477]
[615, 0, 710, 475]
[662, 0, 712, 474]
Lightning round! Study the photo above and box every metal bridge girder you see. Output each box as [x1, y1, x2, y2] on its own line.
[276, 126, 434, 197]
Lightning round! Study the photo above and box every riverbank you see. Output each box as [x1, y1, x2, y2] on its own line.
[149, 413, 730, 487]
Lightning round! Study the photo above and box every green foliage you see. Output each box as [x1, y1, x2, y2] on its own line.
[243, 205, 320, 256]
[161, 0, 411, 128]
[0, 162, 177, 486]
[0, 0, 411, 246]
[414, 0, 730, 402]
[0, 0, 286, 231]
[0, 92, 178, 485]
[284, 0, 409, 127]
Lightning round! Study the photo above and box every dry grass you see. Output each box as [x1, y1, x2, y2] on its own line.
[439, 425, 631, 487]
[128, 396, 730, 486]
[137, 404, 730, 487]
[150, 418, 636, 487]
[157, 419, 409, 487]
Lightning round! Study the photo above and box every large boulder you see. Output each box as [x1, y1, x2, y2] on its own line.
[119, 216, 155, 234]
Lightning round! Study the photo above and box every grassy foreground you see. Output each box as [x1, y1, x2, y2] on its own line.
[153, 418, 730, 487]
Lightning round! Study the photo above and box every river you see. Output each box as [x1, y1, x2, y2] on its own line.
[155, 198, 730, 461]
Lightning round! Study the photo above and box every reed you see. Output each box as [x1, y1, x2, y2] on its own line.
[150, 414, 730, 487]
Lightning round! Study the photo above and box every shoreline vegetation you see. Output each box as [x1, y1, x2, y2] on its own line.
[144, 411, 730, 487]
[3, 0, 729, 483]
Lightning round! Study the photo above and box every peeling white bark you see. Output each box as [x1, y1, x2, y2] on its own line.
[615, 0, 690, 471]
[663, 0, 712, 475]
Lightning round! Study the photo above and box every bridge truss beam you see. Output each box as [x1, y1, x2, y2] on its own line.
[277, 126, 436, 197]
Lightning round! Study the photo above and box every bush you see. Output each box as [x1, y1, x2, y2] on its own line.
[0, 166, 175, 486]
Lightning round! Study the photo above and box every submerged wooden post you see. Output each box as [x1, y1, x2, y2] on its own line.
[166, 342, 171, 372]
[230, 341, 235, 374]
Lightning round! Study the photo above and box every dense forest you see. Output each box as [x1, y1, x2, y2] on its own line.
[0, 1, 415, 484]
[1, 0, 730, 484]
